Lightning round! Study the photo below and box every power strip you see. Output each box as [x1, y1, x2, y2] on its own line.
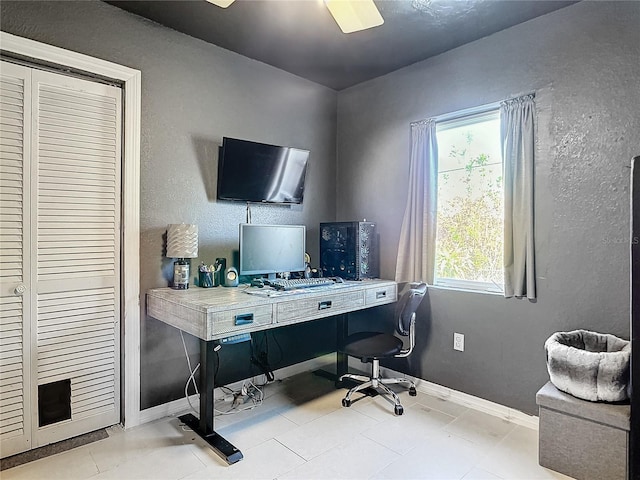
[220, 333, 251, 344]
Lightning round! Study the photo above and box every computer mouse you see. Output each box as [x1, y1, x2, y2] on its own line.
[251, 278, 264, 288]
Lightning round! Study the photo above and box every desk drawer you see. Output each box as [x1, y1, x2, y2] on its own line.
[365, 284, 397, 306]
[208, 304, 273, 338]
[275, 290, 365, 325]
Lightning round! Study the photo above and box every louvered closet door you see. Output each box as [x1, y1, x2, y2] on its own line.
[0, 62, 33, 458]
[32, 70, 121, 447]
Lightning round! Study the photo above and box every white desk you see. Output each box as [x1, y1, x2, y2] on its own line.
[146, 279, 397, 464]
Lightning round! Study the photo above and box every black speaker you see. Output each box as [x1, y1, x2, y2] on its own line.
[320, 221, 379, 280]
[224, 267, 239, 287]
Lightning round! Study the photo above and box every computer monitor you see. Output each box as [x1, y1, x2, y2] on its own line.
[239, 224, 306, 280]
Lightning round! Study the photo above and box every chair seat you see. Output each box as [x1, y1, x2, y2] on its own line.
[339, 283, 427, 416]
[342, 332, 404, 361]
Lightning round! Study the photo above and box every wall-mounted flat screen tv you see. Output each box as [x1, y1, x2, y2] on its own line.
[217, 137, 310, 204]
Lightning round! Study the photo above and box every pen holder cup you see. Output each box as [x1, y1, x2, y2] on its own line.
[199, 271, 214, 288]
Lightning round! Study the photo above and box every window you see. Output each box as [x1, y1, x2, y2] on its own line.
[434, 109, 503, 293]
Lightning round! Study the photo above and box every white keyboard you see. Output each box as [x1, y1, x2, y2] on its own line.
[267, 277, 336, 291]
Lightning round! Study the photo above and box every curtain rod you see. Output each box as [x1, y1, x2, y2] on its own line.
[411, 91, 535, 126]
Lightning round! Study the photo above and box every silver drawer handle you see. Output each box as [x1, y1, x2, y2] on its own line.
[376, 291, 387, 299]
[235, 313, 254, 325]
[318, 300, 332, 310]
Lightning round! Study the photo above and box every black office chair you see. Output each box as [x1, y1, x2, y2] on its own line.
[339, 282, 427, 415]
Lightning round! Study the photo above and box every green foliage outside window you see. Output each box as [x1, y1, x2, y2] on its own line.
[435, 129, 503, 287]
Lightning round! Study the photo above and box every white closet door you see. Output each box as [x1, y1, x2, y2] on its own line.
[0, 62, 33, 457]
[32, 70, 122, 447]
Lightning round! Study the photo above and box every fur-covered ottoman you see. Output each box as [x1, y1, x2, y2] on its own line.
[544, 329, 630, 402]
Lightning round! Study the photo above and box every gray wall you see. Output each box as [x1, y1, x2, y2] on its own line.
[337, 1, 640, 413]
[0, 0, 338, 409]
[3, 0, 638, 417]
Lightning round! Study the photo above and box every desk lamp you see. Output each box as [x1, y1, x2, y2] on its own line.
[166, 224, 198, 289]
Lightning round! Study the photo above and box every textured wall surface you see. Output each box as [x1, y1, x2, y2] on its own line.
[0, 0, 338, 408]
[337, 1, 640, 413]
[3, 0, 638, 417]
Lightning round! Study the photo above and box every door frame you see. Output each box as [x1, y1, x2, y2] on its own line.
[0, 32, 142, 428]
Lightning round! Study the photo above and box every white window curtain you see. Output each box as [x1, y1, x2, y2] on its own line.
[501, 94, 536, 299]
[395, 119, 438, 284]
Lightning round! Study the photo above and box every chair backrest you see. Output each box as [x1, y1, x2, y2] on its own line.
[396, 282, 427, 336]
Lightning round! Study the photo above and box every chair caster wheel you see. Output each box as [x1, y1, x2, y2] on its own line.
[409, 386, 417, 396]
[342, 398, 351, 408]
[394, 405, 404, 415]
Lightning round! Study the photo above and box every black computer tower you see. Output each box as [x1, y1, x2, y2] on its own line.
[320, 221, 379, 280]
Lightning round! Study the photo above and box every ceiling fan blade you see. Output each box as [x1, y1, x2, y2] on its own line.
[324, 0, 384, 34]
[206, 0, 235, 8]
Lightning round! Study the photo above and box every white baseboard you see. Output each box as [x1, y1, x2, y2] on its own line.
[137, 355, 538, 431]
[136, 353, 336, 426]
[379, 366, 539, 430]
[137, 394, 199, 426]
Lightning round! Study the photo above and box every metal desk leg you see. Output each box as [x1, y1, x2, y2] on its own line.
[179, 339, 243, 464]
[336, 314, 348, 386]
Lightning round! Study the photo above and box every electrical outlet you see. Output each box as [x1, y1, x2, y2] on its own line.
[453, 332, 464, 352]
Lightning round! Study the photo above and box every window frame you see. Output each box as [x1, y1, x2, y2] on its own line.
[433, 104, 504, 294]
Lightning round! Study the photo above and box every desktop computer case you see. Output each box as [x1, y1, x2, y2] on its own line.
[320, 221, 379, 280]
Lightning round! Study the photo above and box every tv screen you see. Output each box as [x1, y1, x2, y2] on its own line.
[217, 137, 310, 204]
[239, 224, 306, 279]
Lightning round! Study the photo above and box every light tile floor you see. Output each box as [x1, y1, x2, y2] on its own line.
[2, 372, 574, 480]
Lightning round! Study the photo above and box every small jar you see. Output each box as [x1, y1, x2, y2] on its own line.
[199, 271, 214, 288]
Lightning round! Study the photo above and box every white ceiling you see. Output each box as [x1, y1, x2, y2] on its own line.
[107, 0, 577, 90]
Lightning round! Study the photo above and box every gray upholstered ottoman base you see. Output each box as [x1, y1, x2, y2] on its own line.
[536, 382, 630, 480]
